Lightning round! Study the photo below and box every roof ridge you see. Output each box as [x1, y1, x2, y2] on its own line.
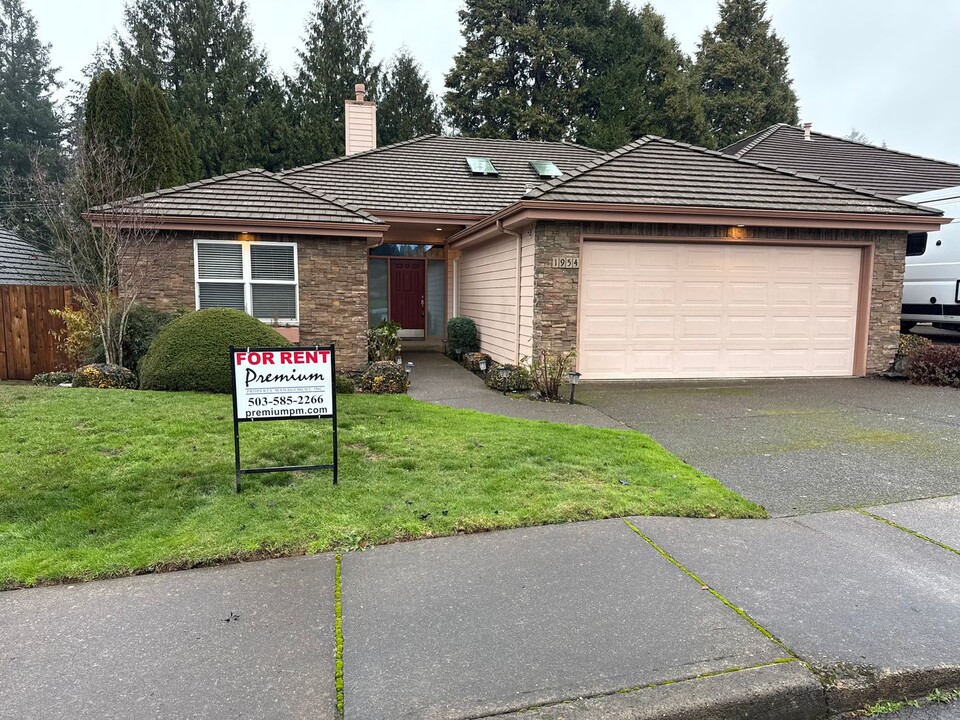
[650, 135, 941, 214]
[533, 134, 941, 215]
[524, 136, 656, 198]
[91, 168, 269, 212]
[729, 124, 788, 158]
[266, 172, 382, 223]
[745, 123, 960, 171]
[279, 135, 438, 176]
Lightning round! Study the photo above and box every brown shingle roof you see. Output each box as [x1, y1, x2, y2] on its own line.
[524, 136, 941, 216]
[280, 135, 601, 216]
[0, 226, 72, 286]
[721, 124, 960, 198]
[93, 169, 381, 225]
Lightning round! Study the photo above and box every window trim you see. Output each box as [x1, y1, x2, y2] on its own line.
[194, 238, 299, 325]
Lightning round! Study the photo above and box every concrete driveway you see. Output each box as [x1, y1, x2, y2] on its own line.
[578, 377, 960, 516]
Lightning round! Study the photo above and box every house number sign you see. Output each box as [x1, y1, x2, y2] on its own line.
[551, 256, 579, 269]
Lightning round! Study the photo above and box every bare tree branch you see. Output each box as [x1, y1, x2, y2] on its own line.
[27, 138, 159, 367]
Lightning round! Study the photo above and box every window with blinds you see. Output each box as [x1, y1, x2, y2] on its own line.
[194, 240, 298, 322]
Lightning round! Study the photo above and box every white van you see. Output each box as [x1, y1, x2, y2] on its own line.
[899, 185, 960, 331]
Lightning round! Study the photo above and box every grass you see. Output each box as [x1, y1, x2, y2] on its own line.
[0, 385, 763, 588]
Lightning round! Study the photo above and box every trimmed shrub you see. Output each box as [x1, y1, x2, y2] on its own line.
[139, 308, 292, 393]
[336, 375, 355, 394]
[892, 333, 934, 374]
[447, 317, 479, 356]
[368, 320, 401, 362]
[73, 363, 138, 389]
[32, 371, 75, 386]
[92, 303, 179, 373]
[485, 364, 532, 392]
[907, 345, 960, 388]
[358, 361, 409, 394]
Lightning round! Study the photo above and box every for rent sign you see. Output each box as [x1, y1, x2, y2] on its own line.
[232, 347, 334, 420]
[229, 345, 338, 491]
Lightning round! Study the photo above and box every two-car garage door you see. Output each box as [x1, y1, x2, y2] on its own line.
[579, 241, 863, 380]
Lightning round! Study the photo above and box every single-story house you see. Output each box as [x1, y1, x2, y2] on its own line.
[0, 226, 75, 380]
[90, 88, 951, 380]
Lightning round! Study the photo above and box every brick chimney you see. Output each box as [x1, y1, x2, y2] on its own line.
[803, 122, 813, 141]
[344, 83, 376, 155]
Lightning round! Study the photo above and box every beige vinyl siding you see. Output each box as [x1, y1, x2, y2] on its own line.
[518, 227, 535, 359]
[457, 235, 519, 364]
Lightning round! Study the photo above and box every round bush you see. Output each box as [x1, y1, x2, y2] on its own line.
[336, 374, 355, 394]
[358, 361, 409, 394]
[906, 345, 960, 388]
[92, 303, 179, 373]
[447, 317, 479, 355]
[73, 363, 137, 389]
[139, 309, 292, 393]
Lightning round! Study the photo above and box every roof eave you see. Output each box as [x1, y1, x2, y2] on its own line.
[448, 200, 949, 248]
[83, 213, 389, 238]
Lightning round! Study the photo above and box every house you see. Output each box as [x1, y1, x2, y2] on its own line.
[0, 226, 75, 380]
[90, 88, 949, 380]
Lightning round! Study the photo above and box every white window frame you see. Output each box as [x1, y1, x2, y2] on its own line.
[193, 238, 300, 325]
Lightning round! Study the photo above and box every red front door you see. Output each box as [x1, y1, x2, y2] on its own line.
[389, 260, 425, 331]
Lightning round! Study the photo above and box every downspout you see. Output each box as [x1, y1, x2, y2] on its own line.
[498, 219, 523, 364]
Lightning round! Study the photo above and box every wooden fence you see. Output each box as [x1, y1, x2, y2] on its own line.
[0, 285, 74, 381]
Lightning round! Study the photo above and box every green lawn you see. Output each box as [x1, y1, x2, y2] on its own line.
[0, 385, 764, 588]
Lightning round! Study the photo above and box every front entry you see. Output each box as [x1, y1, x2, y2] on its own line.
[389, 259, 425, 337]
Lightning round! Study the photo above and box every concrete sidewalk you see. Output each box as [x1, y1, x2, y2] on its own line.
[2, 496, 959, 719]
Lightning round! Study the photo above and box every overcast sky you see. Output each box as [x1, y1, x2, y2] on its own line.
[30, 0, 960, 163]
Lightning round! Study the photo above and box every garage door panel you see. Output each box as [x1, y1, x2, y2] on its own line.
[632, 316, 675, 338]
[634, 281, 676, 305]
[580, 242, 861, 379]
[727, 282, 768, 305]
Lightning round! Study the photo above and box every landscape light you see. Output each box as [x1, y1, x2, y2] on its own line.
[567, 371, 582, 404]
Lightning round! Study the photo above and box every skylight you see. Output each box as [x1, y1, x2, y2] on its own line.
[530, 160, 562, 179]
[466, 157, 499, 176]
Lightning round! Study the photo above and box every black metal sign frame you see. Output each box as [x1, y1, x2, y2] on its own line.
[229, 345, 338, 492]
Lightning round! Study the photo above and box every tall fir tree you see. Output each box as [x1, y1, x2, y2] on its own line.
[444, 0, 604, 141]
[695, 0, 799, 148]
[82, 70, 198, 195]
[577, 2, 713, 150]
[114, 0, 287, 175]
[0, 0, 63, 243]
[287, 0, 379, 165]
[378, 50, 442, 146]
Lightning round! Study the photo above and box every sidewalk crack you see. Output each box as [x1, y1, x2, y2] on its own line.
[335, 554, 345, 719]
[622, 519, 806, 665]
[856, 509, 960, 557]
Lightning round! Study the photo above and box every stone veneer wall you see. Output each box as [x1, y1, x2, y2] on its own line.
[123, 231, 369, 370]
[532, 221, 906, 375]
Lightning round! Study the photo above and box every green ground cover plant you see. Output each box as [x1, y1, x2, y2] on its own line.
[0, 384, 763, 587]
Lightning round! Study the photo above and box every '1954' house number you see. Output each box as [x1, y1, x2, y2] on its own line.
[551, 256, 579, 269]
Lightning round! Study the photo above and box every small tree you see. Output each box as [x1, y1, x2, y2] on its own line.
[28, 138, 159, 368]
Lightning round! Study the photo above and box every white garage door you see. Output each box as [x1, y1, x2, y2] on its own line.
[579, 242, 862, 380]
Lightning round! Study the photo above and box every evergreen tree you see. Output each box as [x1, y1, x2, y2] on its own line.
[577, 2, 713, 150]
[287, 0, 379, 165]
[114, 0, 287, 175]
[82, 70, 198, 194]
[444, 0, 603, 141]
[695, 0, 799, 148]
[378, 50, 442, 146]
[0, 0, 63, 242]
